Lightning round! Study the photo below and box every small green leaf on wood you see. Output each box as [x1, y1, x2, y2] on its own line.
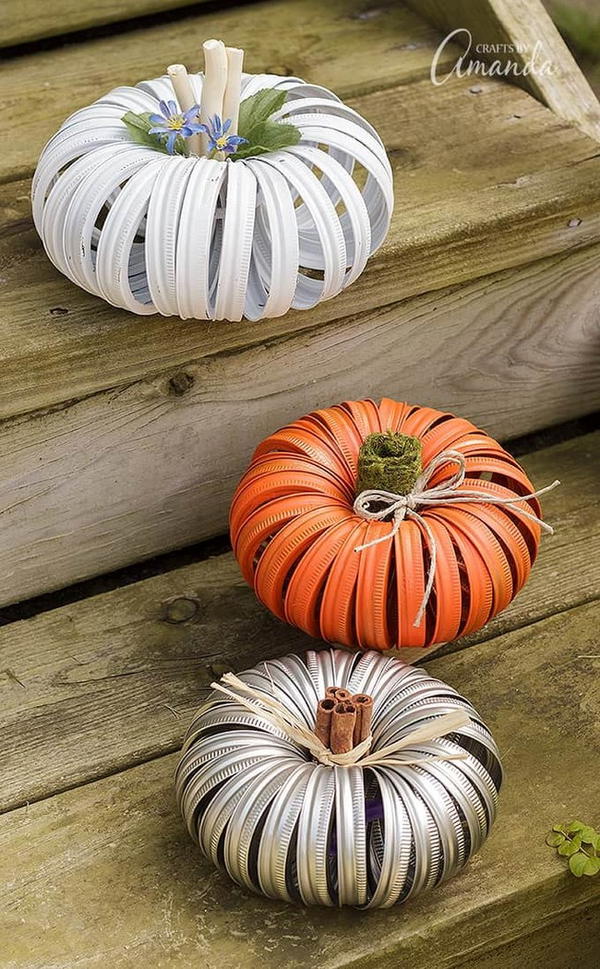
[558, 837, 581, 856]
[546, 832, 566, 847]
[583, 855, 600, 876]
[569, 852, 590, 877]
[547, 820, 600, 877]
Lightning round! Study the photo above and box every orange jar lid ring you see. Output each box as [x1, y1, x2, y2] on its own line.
[354, 521, 394, 651]
[230, 398, 559, 651]
[284, 518, 359, 638]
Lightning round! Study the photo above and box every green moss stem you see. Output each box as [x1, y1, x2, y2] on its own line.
[356, 431, 423, 496]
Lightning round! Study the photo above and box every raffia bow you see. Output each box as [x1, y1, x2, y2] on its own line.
[211, 672, 471, 767]
[353, 448, 560, 627]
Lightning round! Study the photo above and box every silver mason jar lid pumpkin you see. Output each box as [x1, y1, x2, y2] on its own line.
[176, 648, 502, 908]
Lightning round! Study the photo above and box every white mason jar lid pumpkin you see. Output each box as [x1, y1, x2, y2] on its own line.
[32, 71, 393, 321]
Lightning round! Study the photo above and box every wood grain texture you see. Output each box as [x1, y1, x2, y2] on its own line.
[1, 77, 599, 419]
[406, 0, 600, 140]
[1, 244, 599, 606]
[0, 0, 457, 182]
[2, 0, 214, 47]
[0, 430, 597, 814]
[1, 599, 599, 968]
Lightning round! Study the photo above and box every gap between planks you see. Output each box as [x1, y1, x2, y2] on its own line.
[0, 244, 599, 608]
[0, 411, 596, 629]
[1, 598, 599, 969]
[1, 0, 243, 51]
[0, 429, 597, 816]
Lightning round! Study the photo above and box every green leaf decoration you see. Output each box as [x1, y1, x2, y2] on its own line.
[235, 88, 301, 160]
[580, 826, 597, 844]
[569, 852, 589, 877]
[567, 820, 586, 833]
[121, 90, 300, 163]
[121, 111, 188, 156]
[238, 88, 288, 133]
[235, 120, 300, 159]
[552, 824, 566, 834]
[546, 832, 566, 847]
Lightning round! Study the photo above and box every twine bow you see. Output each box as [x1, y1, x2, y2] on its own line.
[210, 672, 470, 767]
[353, 448, 560, 628]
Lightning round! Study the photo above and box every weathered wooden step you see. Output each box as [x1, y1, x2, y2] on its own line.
[0, 0, 456, 181]
[3, 0, 216, 47]
[1, 0, 599, 607]
[1, 254, 599, 608]
[1, 78, 599, 420]
[1, 598, 598, 969]
[0, 430, 597, 815]
[406, 0, 600, 142]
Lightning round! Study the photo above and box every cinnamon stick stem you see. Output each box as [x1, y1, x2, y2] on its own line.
[330, 701, 357, 754]
[335, 689, 352, 702]
[326, 686, 351, 703]
[352, 694, 374, 745]
[314, 697, 335, 747]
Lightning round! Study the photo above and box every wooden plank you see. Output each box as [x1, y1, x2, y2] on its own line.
[0, 0, 457, 182]
[1, 78, 599, 421]
[1, 599, 599, 968]
[0, 430, 597, 813]
[3, 0, 214, 47]
[406, 0, 600, 141]
[1, 243, 599, 606]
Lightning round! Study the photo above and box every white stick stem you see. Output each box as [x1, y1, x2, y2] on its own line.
[223, 47, 244, 136]
[167, 64, 202, 157]
[200, 39, 228, 156]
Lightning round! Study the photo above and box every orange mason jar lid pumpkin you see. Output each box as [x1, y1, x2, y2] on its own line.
[229, 398, 556, 651]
